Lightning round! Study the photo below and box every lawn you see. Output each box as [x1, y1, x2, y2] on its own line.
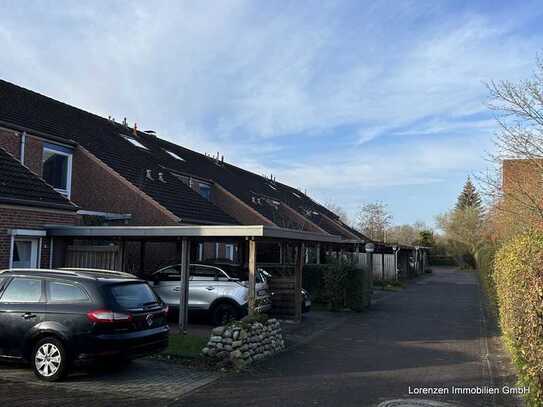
[165, 333, 208, 358]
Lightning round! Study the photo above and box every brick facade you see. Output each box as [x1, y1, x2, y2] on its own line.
[0, 128, 44, 175]
[0, 205, 78, 270]
[71, 147, 180, 226]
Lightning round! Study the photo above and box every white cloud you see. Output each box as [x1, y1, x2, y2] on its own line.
[0, 1, 541, 223]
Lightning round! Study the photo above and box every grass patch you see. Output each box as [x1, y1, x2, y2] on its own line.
[373, 280, 406, 291]
[164, 334, 208, 358]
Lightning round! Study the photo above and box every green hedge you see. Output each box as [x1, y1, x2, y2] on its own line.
[494, 232, 543, 406]
[428, 255, 458, 266]
[303, 262, 370, 312]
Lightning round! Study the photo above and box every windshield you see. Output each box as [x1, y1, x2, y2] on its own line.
[222, 267, 265, 283]
[108, 282, 159, 309]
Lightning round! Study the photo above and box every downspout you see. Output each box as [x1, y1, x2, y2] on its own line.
[8, 235, 15, 268]
[20, 131, 26, 165]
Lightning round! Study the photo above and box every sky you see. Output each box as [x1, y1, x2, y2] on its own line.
[1, 0, 542, 226]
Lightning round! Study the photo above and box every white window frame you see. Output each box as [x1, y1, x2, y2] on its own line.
[10, 237, 40, 269]
[42, 145, 73, 198]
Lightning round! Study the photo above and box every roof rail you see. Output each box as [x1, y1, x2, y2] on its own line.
[59, 268, 135, 277]
[0, 268, 79, 276]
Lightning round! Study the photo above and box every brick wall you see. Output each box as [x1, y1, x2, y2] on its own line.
[0, 128, 21, 159]
[211, 184, 274, 226]
[0, 128, 44, 176]
[0, 205, 78, 269]
[71, 147, 179, 226]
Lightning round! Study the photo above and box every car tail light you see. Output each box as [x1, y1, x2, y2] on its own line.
[87, 310, 133, 324]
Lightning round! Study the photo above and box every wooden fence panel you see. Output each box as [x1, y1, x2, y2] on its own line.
[268, 277, 296, 320]
[371, 253, 397, 281]
[65, 245, 120, 271]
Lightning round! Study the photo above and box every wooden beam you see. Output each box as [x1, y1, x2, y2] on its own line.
[248, 239, 257, 316]
[294, 242, 305, 322]
[178, 238, 190, 334]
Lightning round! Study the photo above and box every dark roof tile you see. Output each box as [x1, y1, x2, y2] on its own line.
[0, 147, 77, 211]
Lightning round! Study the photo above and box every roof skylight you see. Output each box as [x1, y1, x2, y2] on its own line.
[268, 183, 277, 191]
[292, 192, 302, 198]
[165, 150, 186, 162]
[123, 135, 149, 150]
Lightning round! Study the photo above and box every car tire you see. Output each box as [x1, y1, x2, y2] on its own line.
[32, 337, 69, 382]
[211, 302, 240, 326]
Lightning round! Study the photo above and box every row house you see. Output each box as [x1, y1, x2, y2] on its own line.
[0, 79, 366, 274]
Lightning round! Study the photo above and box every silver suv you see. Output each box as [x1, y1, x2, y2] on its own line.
[149, 264, 272, 325]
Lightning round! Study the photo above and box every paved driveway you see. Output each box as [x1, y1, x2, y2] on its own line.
[0, 268, 521, 406]
[0, 358, 217, 406]
[179, 268, 521, 407]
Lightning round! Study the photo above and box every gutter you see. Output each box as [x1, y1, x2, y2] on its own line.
[0, 196, 78, 212]
[0, 120, 77, 148]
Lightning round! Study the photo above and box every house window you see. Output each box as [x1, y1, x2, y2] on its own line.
[225, 244, 234, 261]
[198, 182, 211, 200]
[123, 135, 149, 150]
[197, 243, 204, 261]
[42, 143, 72, 197]
[11, 238, 39, 269]
[165, 150, 185, 161]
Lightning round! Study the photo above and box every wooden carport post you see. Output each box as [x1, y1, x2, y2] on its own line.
[294, 242, 305, 322]
[248, 239, 257, 316]
[178, 237, 190, 334]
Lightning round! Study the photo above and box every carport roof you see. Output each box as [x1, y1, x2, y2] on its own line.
[45, 225, 345, 243]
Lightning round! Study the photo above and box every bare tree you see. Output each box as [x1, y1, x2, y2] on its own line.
[323, 200, 351, 225]
[480, 55, 543, 236]
[355, 201, 392, 241]
[386, 221, 430, 246]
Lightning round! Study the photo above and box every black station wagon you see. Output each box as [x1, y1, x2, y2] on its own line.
[0, 268, 169, 381]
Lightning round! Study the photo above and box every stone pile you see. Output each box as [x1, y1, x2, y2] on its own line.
[202, 318, 285, 367]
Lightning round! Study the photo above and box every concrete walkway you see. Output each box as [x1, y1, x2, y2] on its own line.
[178, 268, 521, 407]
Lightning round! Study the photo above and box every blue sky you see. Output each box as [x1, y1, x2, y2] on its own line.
[1, 1, 542, 226]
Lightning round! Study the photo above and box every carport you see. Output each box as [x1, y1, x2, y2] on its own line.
[46, 225, 348, 332]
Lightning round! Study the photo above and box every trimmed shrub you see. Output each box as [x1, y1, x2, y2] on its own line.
[303, 262, 370, 312]
[478, 243, 497, 305]
[494, 232, 543, 405]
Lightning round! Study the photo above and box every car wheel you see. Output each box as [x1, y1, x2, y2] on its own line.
[211, 302, 240, 326]
[32, 337, 69, 382]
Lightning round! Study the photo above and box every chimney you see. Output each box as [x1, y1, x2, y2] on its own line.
[133, 123, 138, 137]
[221, 155, 224, 163]
[123, 117, 128, 126]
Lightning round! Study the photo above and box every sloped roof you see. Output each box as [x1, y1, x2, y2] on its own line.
[0, 80, 236, 225]
[0, 147, 77, 211]
[0, 79, 366, 238]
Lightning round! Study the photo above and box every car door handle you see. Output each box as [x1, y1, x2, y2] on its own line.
[205, 286, 215, 291]
[173, 287, 181, 292]
[22, 313, 36, 320]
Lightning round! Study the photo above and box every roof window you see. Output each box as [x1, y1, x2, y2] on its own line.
[165, 150, 186, 161]
[292, 192, 302, 198]
[268, 183, 277, 191]
[122, 135, 149, 150]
